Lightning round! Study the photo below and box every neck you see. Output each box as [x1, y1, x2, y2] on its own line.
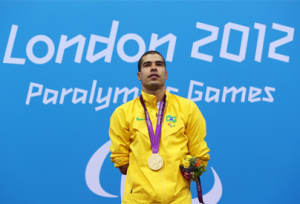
[142, 86, 166, 102]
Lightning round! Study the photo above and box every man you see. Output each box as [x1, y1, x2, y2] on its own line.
[109, 51, 210, 204]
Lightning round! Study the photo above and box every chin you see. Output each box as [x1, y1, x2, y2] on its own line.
[148, 83, 162, 90]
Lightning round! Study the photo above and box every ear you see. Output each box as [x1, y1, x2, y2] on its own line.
[165, 70, 168, 80]
[137, 72, 141, 81]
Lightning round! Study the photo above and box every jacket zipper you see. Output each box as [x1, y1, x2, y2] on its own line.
[154, 104, 166, 203]
[160, 169, 166, 204]
[130, 165, 137, 194]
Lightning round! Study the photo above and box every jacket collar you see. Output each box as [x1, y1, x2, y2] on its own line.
[140, 89, 172, 108]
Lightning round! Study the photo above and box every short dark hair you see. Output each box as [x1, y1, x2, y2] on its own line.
[138, 51, 166, 72]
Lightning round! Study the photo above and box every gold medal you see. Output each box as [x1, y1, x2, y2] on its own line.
[148, 153, 164, 170]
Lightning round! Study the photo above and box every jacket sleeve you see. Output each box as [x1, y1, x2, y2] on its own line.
[185, 101, 210, 167]
[109, 107, 130, 168]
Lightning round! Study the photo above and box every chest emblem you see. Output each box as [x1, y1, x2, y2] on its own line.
[166, 115, 177, 123]
[136, 117, 145, 121]
[168, 122, 175, 128]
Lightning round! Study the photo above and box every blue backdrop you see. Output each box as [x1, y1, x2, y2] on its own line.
[0, 1, 299, 204]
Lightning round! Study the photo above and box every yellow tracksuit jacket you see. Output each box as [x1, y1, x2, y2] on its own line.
[109, 90, 210, 204]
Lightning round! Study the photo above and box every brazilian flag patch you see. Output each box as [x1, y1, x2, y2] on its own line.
[166, 115, 177, 123]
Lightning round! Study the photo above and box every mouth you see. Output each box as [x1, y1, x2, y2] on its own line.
[148, 74, 160, 79]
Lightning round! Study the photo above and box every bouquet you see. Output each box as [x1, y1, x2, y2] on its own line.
[180, 154, 206, 203]
[180, 154, 206, 181]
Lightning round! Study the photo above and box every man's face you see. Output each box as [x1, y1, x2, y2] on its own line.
[137, 54, 168, 91]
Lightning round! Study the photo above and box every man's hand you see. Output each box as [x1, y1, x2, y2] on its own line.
[119, 164, 129, 175]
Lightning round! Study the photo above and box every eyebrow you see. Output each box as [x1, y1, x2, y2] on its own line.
[142, 60, 165, 66]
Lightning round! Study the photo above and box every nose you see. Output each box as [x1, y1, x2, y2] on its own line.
[151, 63, 157, 71]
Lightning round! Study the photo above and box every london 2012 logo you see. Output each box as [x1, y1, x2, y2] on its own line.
[4, 21, 294, 65]
[85, 141, 223, 204]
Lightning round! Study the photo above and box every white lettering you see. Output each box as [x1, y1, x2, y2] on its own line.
[254, 23, 266, 62]
[3, 25, 26, 64]
[248, 86, 261, 103]
[222, 86, 246, 103]
[72, 88, 88, 104]
[86, 20, 119, 63]
[89, 80, 97, 104]
[262, 86, 275, 102]
[187, 80, 204, 102]
[95, 87, 113, 111]
[26, 35, 55, 64]
[191, 22, 219, 62]
[167, 86, 179, 94]
[43, 88, 58, 104]
[220, 22, 249, 62]
[55, 34, 86, 63]
[26, 82, 43, 105]
[149, 33, 176, 62]
[205, 87, 220, 102]
[117, 34, 145, 63]
[59, 88, 73, 104]
[113, 87, 139, 103]
[268, 23, 294, 63]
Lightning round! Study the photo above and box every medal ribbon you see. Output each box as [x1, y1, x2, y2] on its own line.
[196, 176, 205, 204]
[139, 94, 166, 153]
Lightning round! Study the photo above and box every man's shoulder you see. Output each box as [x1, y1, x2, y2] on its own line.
[113, 97, 139, 114]
[169, 93, 203, 115]
[170, 93, 195, 106]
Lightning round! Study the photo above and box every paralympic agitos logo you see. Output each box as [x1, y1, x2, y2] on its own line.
[85, 141, 223, 204]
